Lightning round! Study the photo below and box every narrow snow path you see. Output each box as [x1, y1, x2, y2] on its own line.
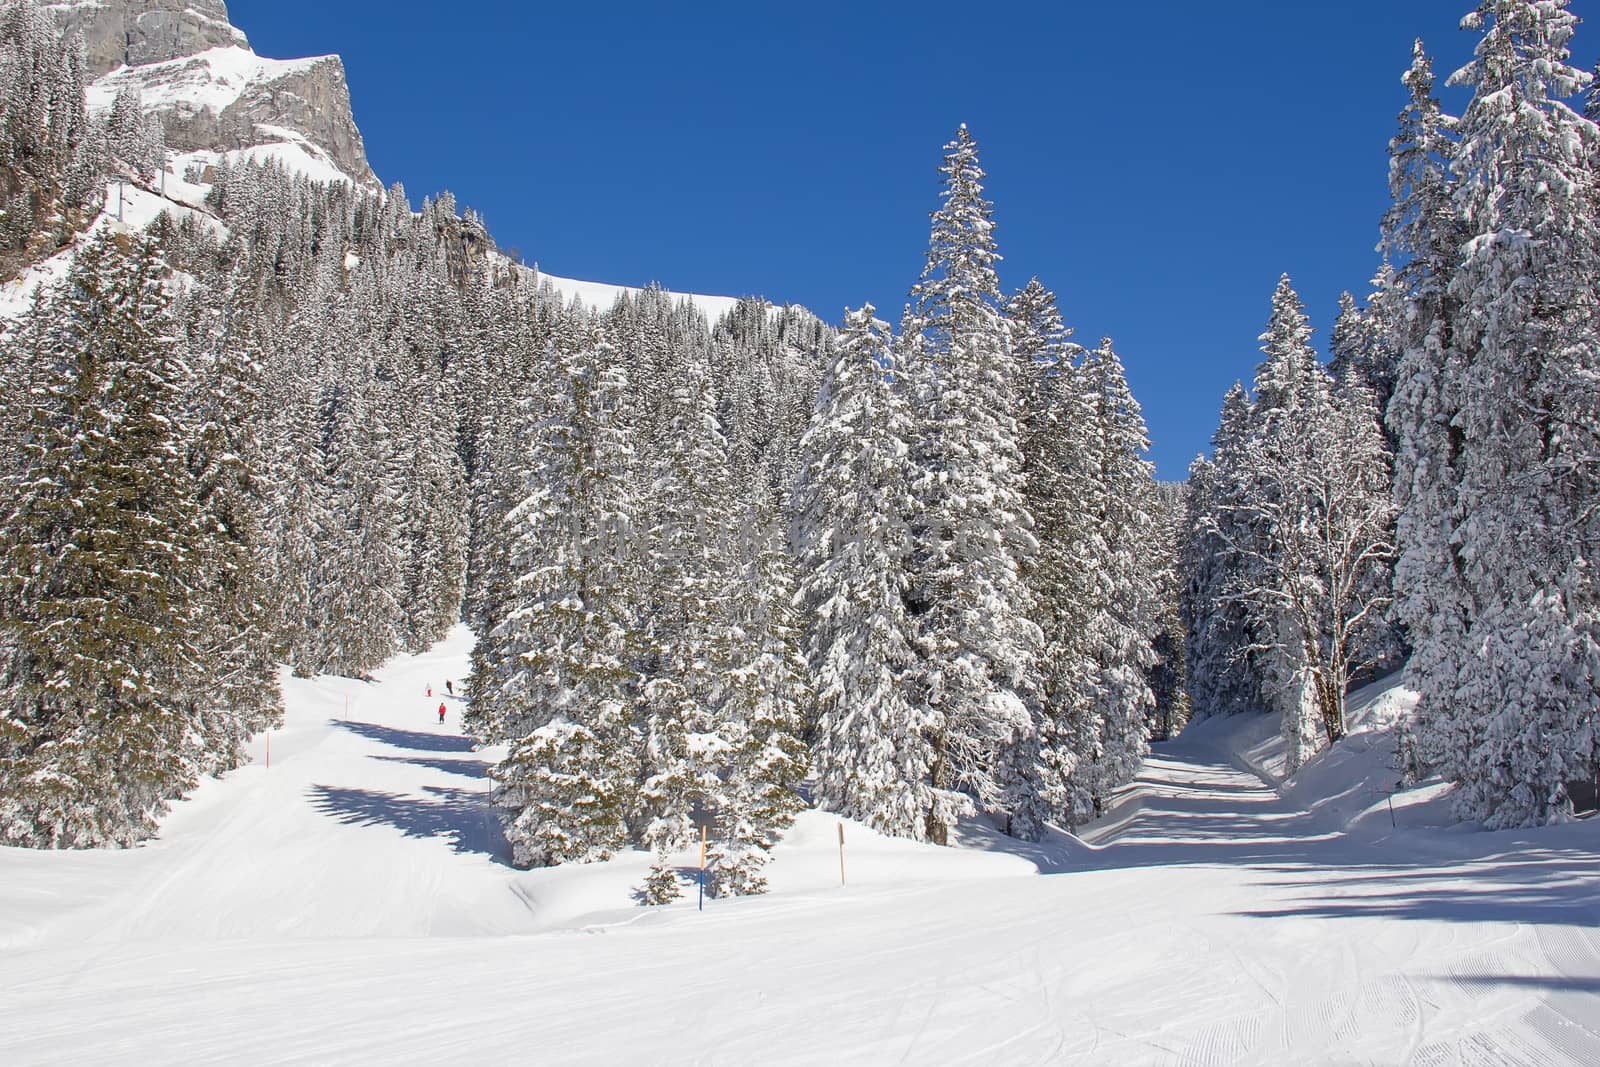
[2, 630, 1597, 1064]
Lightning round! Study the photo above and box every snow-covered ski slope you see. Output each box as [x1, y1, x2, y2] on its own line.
[2, 630, 1597, 1064]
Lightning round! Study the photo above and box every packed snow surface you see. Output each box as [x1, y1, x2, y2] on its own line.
[2, 630, 1597, 1063]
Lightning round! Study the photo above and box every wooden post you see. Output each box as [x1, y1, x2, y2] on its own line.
[838, 821, 846, 886]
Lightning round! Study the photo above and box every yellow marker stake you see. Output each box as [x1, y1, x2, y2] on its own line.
[699, 825, 708, 911]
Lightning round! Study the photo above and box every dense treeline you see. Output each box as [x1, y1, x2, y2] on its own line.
[1184, 0, 1600, 826]
[0, 0, 1168, 869]
[0, 0, 165, 271]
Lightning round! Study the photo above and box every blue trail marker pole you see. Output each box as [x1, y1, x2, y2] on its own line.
[698, 825, 707, 911]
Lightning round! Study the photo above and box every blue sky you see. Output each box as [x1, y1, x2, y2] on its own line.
[236, 0, 1595, 480]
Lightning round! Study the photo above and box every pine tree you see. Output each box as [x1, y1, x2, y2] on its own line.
[1383, 39, 1474, 784]
[1182, 384, 1265, 721]
[176, 262, 284, 772]
[1432, 0, 1600, 825]
[706, 503, 810, 896]
[1077, 339, 1162, 809]
[1004, 280, 1100, 822]
[795, 306, 935, 839]
[0, 234, 212, 847]
[489, 327, 646, 868]
[902, 126, 1044, 842]
[633, 344, 739, 859]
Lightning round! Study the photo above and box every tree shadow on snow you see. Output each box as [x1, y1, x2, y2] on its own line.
[1234, 848, 1600, 927]
[308, 783, 512, 866]
[369, 754, 491, 780]
[1439, 975, 1600, 994]
[334, 719, 477, 754]
[955, 742, 1600, 931]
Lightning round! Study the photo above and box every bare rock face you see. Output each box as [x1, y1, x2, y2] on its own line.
[44, 1, 249, 77]
[211, 57, 373, 188]
[48, 1, 378, 189]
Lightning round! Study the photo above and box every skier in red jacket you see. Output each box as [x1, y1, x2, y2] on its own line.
[438, 702, 447, 724]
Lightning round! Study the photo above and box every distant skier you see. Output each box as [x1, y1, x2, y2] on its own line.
[438, 702, 447, 724]
[427, 684, 432, 697]
[446, 679, 454, 697]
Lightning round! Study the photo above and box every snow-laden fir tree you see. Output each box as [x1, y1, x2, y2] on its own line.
[1004, 279, 1102, 822]
[1382, 39, 1473, 785]
[902, 125, 1044, 842]
[1146, 482, 1191, 741]
[1076, 338, 1162, 809]
[633, 342, 740, 863]
[489, 325, 645, 868]
[1182, 383, 1266, 721]
[1328, 266, 1403, 433]
[0, 234, 212, 846]
[1431, 0, 1600, 825]
[395, 372, 469, 655]
[1192, 278, 1399, 772]
[794, 305, 936, 838]
[704, 501, 810, 897]
[173, 259, 284, 772]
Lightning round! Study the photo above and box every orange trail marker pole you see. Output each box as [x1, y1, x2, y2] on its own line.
[838, 821, 846, 886]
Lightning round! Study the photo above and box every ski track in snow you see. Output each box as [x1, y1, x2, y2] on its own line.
[1, 628, 1598, 1064]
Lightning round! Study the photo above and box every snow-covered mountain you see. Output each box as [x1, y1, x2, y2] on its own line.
[33, 0, 759, 320]
[45, 0, 378, 189]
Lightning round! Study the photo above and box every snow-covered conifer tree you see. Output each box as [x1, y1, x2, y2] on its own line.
[795, 306, 936, 838]
[490, 327, 645, 867]
[1431, 0, 1600, 825]
[1077, 339, 1161, 808]
[0, 234, 211, 846]
[1383, 39, 1473, 784]
[902, 126, 1044, 842]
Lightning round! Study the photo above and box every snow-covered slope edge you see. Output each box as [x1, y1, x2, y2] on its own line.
[525, 261, 751, 323]
[0, 168, 225, 321]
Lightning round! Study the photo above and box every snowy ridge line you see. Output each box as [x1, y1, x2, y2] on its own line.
[84, 46, 332, 119]
[510, 254, 757, 324]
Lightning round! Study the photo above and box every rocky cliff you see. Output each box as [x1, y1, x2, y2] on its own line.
[44, 0, 248, 77]
[46, 0, 378, 189]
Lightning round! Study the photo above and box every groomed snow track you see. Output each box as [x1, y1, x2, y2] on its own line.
[2, 630, 1597, 1064]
